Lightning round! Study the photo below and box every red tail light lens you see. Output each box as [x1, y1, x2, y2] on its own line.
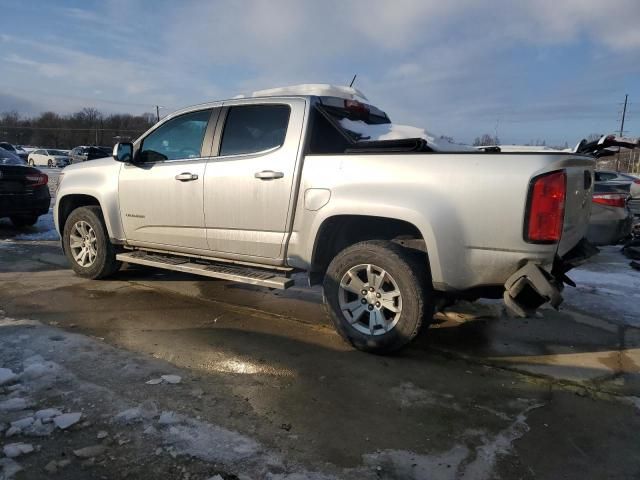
[592, 193, 627, 208]
[25, 173, 48, 187]
[525, 171, 566, 243]
[633, 179, 640, 185]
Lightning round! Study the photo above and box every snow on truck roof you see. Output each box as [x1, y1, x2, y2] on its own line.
[248, 84, 369, 102]
[239, 84, 473, 152]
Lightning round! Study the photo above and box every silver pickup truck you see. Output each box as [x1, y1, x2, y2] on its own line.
[54, 84, 598, 354]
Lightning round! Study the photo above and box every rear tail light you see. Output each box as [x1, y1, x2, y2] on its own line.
[633, 179, 640, 185]
[592, 193, 628, 208]
[25, 173, 48, 187]
[525, 170, 566, 243]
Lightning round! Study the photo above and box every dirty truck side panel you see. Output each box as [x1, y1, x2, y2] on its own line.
[286, 153, 593, 291]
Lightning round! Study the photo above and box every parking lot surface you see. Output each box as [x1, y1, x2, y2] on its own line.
[0, 203, 639, 479]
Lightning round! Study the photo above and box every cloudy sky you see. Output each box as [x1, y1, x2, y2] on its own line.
[1, 0, 639, 145]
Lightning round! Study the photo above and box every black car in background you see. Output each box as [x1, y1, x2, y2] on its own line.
[69, 146, 112, 164]
[0, 142, 28, 162]
[0, 148, 50, 227]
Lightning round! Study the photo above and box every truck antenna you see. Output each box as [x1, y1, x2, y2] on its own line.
[349, 74, 357, 88]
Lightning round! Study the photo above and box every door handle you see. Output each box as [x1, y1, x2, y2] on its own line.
[254, 170, 284, 180]
[175, 172, 199, 182]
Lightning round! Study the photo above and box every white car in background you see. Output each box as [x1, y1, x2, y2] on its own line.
[28, 149, 71, 168]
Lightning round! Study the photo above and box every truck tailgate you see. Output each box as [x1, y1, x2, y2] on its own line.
[557, 159, 595, 257]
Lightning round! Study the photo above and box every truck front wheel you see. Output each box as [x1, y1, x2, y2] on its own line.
[63, 206, 121, 279]
[323, 240, 432, 354]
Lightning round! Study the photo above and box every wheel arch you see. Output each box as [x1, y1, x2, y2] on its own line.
[308, 214, 434, 286]
[57, 194, 103, 253]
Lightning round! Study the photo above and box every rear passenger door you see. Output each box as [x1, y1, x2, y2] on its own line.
[203, 98, 306, 261]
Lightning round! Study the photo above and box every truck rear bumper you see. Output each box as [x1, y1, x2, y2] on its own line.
[503, 238, 598, 317]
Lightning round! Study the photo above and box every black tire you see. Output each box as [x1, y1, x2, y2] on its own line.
[28, 159, 34, 166]
[323, 240, 433, 354]
[10, 215, 39, 227]
[63, 206, 121, 279]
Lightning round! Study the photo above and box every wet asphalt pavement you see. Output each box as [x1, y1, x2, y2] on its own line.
[0, 172, 639, 479]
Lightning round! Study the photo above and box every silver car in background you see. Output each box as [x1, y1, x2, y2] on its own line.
[594, 170, 640, 215]
[587, 183, 633, 245]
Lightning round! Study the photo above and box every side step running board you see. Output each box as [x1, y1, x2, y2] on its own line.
[116, 251, 294, 289]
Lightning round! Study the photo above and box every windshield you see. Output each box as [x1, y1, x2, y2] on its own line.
[89, 147, 111, 155]
[0, 143, 16, 152]
[0, 148, 27, 165]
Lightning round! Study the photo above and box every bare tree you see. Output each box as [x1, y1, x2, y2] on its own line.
[473, 134, 500, 146]
[0, 108, 155, 148]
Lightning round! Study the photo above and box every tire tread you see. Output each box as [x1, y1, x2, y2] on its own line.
[63, 206, 120, 279]
[323, 240, 432, 354]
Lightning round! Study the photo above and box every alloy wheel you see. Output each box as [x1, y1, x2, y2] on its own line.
[338, 263, 403, 336]
[69, 221, 98, 267]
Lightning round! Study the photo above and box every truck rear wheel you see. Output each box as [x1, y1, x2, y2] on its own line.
[323, 240, 432, 354]
[63, 206, 121, 279]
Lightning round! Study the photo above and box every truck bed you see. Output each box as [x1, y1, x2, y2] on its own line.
[289, 151, 595, 292]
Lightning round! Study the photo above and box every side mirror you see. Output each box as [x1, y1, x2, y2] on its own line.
[113, 142, 134, 163]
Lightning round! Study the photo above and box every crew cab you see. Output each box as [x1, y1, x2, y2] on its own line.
[55, 84, 604, 354]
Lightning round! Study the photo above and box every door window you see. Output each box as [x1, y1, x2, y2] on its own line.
[219, 105, 290, 156]
[140, 109, 212, 162]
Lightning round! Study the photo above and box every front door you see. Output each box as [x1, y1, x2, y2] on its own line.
[203, 99, 306, 260]
[118, 108, 217, 251]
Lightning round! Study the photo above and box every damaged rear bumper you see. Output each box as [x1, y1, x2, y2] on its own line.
[503, 238, 599, 317]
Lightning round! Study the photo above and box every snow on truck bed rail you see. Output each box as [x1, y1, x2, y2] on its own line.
[339, 118, 477, 152]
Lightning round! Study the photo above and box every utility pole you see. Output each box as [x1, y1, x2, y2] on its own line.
[156, 105, 160, 123]
[615, 94, 629, 172]
[620, 94, 628, 137]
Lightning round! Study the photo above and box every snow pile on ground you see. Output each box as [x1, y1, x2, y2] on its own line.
[13, 209, 59, 241]
[0, 369, 17, 386]
[564, 246, 640, 327]
[0, 313, 555, 480]
[339, 118, 476, 152]
[146, 374, 182, 385]
[163, 417, 263, 464]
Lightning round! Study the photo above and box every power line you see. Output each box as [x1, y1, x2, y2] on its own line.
[0, 85, 175, 111]
[0, 125, 146, 132]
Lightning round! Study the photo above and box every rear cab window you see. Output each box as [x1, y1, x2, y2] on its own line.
[308, 97, 394, 154]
